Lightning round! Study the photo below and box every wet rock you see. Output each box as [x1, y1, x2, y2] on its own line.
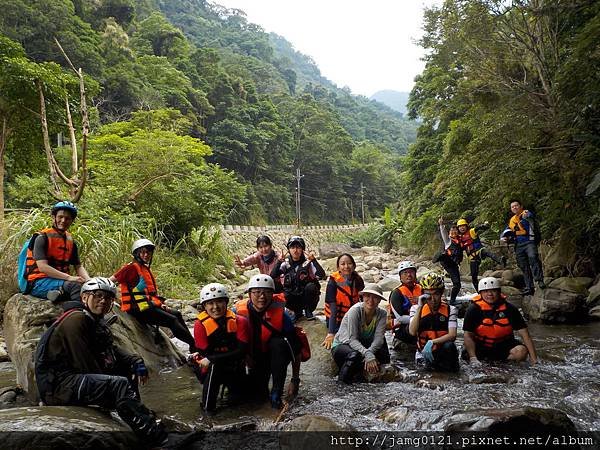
[298, 318, 337, 377]
[543, 232, 577, 278]
[467, 372, 517, 384]
[586, 280, 600, 308]
[3, 294, 184, 403]
[283, 414, 349, 431]
[548, 277, 593, 295]
[522, 287, 587, 323]
[444, 406, 577, 434]
[0, 388, 17, 405]
[364, 256, 383, 269]
[0, 406, 139, 449]
[501, 286, 521, 296]
[588, 305, 600, 320]
[0, 336, 9, 362]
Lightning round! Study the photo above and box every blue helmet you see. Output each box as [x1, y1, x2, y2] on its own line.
[51, 201, 78, 219]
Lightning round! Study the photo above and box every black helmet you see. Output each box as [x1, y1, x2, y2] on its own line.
[287, 235, 305, 250]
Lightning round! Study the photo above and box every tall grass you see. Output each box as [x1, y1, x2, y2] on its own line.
[0, 210, 232, 306]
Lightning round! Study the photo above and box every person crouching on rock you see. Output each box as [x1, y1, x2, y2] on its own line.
[111, 238, 196, 353]
[234, 235, 283, 275]
[35, 277, 168, 446]
[270, 236, 326, 321]
[462, 277, 538, 367]
[332, 283, 390, 384]
[191, 283, 249, 415]
[387, 260, 421, 349]
[408, 273, 459, 372]
[233, 275, 301, 409]
[322, 253, 364, 350]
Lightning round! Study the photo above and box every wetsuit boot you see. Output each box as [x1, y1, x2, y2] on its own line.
[116, 398, 168, 446]
[338, 351, 361, 384]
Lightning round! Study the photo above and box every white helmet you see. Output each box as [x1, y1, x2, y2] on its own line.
[81, 277, 117, 297]
[478, 277, 501, 291]
[247, 274, 275, 291]
[132, 238, 155, 255]
[397, 260, 417, 274]
[200, 283, 229, 304]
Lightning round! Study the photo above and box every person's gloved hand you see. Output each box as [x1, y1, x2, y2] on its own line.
[133, 360, 149, 385]
[422, 340, 435, 363]
[418, 294, 430, 307]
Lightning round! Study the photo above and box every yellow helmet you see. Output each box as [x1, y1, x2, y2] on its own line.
[456, 218, 469, 226]
[420, 272, 445, 290]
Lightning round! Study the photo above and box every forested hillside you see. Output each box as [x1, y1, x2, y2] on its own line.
[0, 0, 418, 230]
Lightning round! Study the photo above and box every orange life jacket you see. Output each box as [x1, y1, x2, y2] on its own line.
[196, 310, 238, 353]
[472, 295, 513, 347]
[26, 227, 75, 282]
[119, 262, 163, 313]
[417, 302, 450, 351]
[324, 271, 360, 324]
[458, 228, 483, 256]
[388, 283, 422, 328]
[234, 295, 285, 351]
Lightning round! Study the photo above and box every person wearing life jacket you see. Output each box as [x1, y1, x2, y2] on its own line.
[234, 235, 284, 275]
[232, 274, 301, 409]
[408, 273, 459, 372]
[432, 217, 463, 305]
[270, 236, 326, 321]
[462, 277, 538, 366]
[387, 260, 421, 348]
[456, 218, 506, 291]
[24, 201, 90, 302]
[191, 283, 250, 415]
[111, 238, 196, 353]
[34, 277, 167, 446]
[322, 253, 364, 350]
[503, 199, 546, 296]
[332, 284, 389, 384]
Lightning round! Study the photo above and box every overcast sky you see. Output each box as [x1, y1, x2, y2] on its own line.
[212, 0, 443, 97]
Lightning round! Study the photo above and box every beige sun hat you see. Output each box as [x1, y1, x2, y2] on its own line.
[358, 283, 386, 301]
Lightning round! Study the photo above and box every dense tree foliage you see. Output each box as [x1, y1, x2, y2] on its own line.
[0, 0, 417, 230]
[402, 0, 600, 262]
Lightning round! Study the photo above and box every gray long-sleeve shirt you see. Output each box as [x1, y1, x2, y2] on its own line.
[332, 302, 387, 362]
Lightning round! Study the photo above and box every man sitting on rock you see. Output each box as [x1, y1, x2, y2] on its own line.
[35, 277, 168, 445]
[23, 201, 90, 302]
[388, 261, 421, 348]
[408, 273, 459, 372]
[462, 277, 538, 366]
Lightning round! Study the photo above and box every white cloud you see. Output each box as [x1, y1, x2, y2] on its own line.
[212, 0, 442, 96]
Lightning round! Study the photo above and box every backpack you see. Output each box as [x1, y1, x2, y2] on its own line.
[17, 233, 41, 294]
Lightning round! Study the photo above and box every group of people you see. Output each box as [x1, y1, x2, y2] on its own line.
[20, 200, 541, 444]
[434, 199, 545, 303]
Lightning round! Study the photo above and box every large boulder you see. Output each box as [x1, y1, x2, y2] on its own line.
[298, 318, 337, 378]
[548, 277, 593, 295]
[0, 406, 139, 449]
[587, 279, 600, 308]
[522, 285, 587, 323]
[3, 294, 184, 402]
[444, 406, 576, 434]
[317, 243, 354, 259]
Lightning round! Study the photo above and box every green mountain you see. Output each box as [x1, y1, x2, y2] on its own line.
[370, 90, 410, 116]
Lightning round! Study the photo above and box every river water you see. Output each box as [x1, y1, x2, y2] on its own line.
[1, 287, 599, 433]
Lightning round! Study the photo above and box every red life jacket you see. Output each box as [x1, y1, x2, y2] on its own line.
[26, 227, 75, 282]
[324, 271, 360, 325]
[458, 228, 483, 256]
[472, 295, 513, 347]
[119, 262, 163, 313]
[196, 310, 238, 353]
[417, 302, 450, 351]
[234, 295, 285, 351]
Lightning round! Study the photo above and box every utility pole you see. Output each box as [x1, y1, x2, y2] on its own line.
[360, 182, 365, 224]
[350, 198, 354, 224]
[294, 168, 304, 228]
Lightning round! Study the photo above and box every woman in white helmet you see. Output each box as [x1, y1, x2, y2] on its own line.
[192, 283, 250, 415]
[111, 238, 197, 353]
